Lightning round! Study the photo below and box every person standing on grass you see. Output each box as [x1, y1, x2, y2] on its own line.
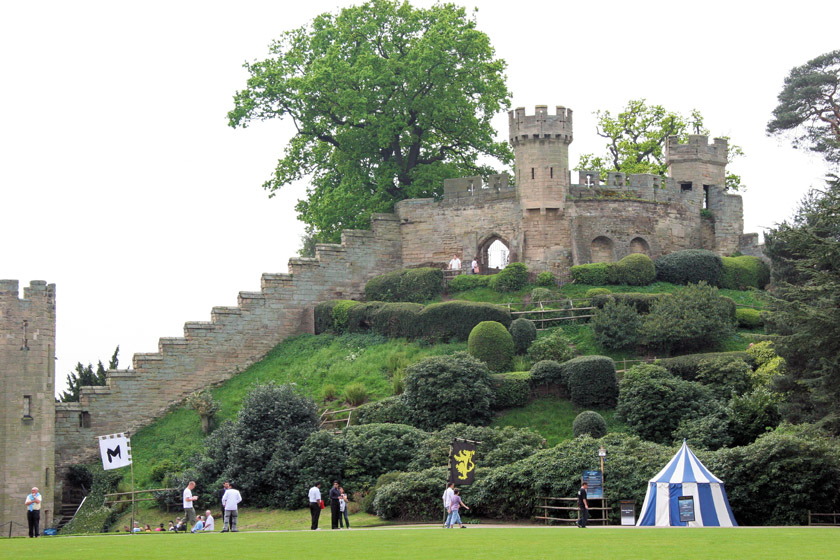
[329, 481, 342, 530]
[448, 488, 469, 528]
[442, 482, 455, 528]
[220, 481, 242, 532]
[183, 481, 198, 530]
[309, 482, 322, 530]
[576, 481, 589, 528]
[24, 487, 41, 538]
[338, 487, 350, 529]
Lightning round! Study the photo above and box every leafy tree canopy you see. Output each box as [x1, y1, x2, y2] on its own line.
[576, 99, 744, 190]
[767, 49, 840, 166]
[60, 346, 119, 402]
[229, 0, 512, 242]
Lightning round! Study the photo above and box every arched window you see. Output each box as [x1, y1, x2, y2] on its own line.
[590, 236, 615, 263]
[629, 237, 650, 255]
[477, 235, 512, 274]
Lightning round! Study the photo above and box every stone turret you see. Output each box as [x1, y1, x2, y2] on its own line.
[666, 135, 728, 211]
[509, 105, 573, 213]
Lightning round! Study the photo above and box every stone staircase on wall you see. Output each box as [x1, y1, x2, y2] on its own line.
[54, 215, 402, 472]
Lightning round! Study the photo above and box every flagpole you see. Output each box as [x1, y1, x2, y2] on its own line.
[129, 431, 135, 535]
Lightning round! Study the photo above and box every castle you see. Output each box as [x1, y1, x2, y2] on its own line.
[0, 104, 759, 534]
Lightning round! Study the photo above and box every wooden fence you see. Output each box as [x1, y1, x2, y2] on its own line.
[535, 496, 611, 525]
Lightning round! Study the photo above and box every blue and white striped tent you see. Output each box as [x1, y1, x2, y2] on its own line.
[637, 440, 737, 527]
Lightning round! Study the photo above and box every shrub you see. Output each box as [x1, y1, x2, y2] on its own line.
[291, 430, 349, 508]
[322, 384, 337, 401]
[570, 262, 612, 285]
[590, 292, 669, 314]
[333, 299, 363, 332]
[536, 271, 556, 287]
[468, 321, 515, 372]
[654, 249, 723, 286]
[530, 287, 554, 303]
[720, 256, 771, 289]
[616, 364, 713, 443]
[573, 411, 608, 438]
[695, 358, 754, 398]
[671, 403, 733, 450]
[508, 318, 537, 355]
[364, 267, 443, 303]
[448, 274, 491, 292]
[415, 301, 512, 342]
[373, 467, 453, 520]
[490, 372, 532, 409]
[344, 382, 368, 406]
[527, 330, 575, 363]
[585, 287, 611, 298]
[345, 302, 386, 333]
[591, 300, 642, 350]
[343, 423, 429, 490]
[612, 254, 656, 286]
[657, 351, 754, 381]
[368, 302, 424, 338]
[736, 307, 763, 329]
[354, 396, 411, 425]
[410, 424, 544, 472]
[561, 355, 618, 408]
[728, 388, 782, 446]
[402, 352, 493, 430]
[314, 300, 341, 334]
[494, 262, 529, 292]
[529, 360, 564, 391]
[640, 282, 736, 353]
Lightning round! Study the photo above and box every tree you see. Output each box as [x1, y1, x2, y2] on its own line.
[767, 50, 840, 166]
[60, 346, 119, 402]
[576, 99, 744, 190]
[229, 0, 512, 242]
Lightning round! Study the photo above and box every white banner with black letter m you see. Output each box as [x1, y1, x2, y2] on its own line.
[98, 433, 132, 470]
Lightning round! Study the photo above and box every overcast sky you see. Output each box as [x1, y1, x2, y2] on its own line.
[1, 1, 835, 397]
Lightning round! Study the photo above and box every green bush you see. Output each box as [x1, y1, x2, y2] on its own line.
[343, 423, 429, 490]
[373, 467, 453, 520]
[468, 321, 515, 372]
[333, 299, 363, 332]
[570, 262, 612, 285]
[671, 403, 733, 450]
[322, 383, 337, 401]
[736, 307, 763, 329]
[291, 431, 349, 507]
[529, 360, 564, 391]
[612, 253, 656, 286]
[403, 352, 493, 430]
[494, 262, 529, 292]
[585, 287, 611, 298]
[527, 330, 575, 363]
[354, 396, 411, 425]
[561, 355, 618, 408]
[448, 274, 491, 292]
[696, 358, 753, 397]
[654, 249, 723, 286]
[591, 300, 642, 350]
[344, 382, 368, 406]
[590, 292, 669, 314]
[61, 466, 122, 534]
[314, 300, 341, 334]
[345, 302, 386, 333]
[720, 256, 771, 289]
[728, 388, 782, 446]
[616, 364, 713, 443]
[573, 411, 608, 438]
[640, 283, 736, 353]
[415, 301, 512, 342]
[536, 271, 556, 287]
[490, 372, 532, 409]
[508, 318, 537, 354]
[364, 267, 443, 303]
[657, 351, 754, 381]
[530, 287, 554, 303]
[368, 302, 424, 338]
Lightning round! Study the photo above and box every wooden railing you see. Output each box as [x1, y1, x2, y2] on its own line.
[534, 496, 611, 525]
[809, 511, 840, 526]
[509, 299, 595, 329]
[319, 407, 357, 434]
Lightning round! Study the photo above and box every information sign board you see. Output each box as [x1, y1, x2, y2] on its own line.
[582, 470, 603, 499]
[678, 496, 695, 523]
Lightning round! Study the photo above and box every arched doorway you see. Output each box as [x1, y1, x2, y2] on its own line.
[477, 234, 511, 274]
[629, 237, 650, 255]
[590, 236, 615, 263]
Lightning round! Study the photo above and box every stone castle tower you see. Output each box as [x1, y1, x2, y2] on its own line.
[0, 280, 56, 536]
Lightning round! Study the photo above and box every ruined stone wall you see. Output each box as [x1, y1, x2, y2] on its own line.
[54, 215, 402, 471]
[0, 281, 56, 536]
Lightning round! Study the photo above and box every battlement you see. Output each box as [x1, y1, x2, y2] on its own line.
[509, 105, 573, 145]
[443, 174, 513, 200]
[0, 279, 55, 301]
[666, 135, 728, 165]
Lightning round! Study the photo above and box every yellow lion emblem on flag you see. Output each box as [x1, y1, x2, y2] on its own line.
[453, 449, 476, 480]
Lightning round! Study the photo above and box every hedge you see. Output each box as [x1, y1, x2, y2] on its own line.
[490, 372, 532, 409]
[448, 274, 492, 292]
[508, 318, 537, 354]
[529, 360, 564, 393]
[468, 321, 515, 372]
[655, 249, 723, 286]
[561, 355, 618, 408]
[364, 267, 443, 302]
[314, 300, 342, 334]
[570, 262, 611, 285]
[493, 262, 529, 292]
[536, 271, 556, 287]
[612, 254, 656, 286]
[415, 301, 512, 342]
[720, 256, 771, 290]
[591, 292, 669, 314]
[657, 351, 754, 381]
[736, 307, 763, 329]
[367, 302, 425, 338]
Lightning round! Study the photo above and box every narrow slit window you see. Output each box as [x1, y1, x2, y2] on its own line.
[550, 167, 553, 179]
[531, 168, 535, 179]
[23, 396, 32, 418]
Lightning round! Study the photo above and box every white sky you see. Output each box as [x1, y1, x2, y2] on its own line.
[1, 1, 835, 397]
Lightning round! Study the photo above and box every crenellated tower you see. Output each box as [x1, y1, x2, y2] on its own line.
[509, 105, 573, 214]
[666, 135, 728, 211]
[0, 280, 56, 536]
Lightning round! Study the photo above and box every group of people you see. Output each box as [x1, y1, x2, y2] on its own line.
[441, 482, 470, 528]
[176, 480, 241, 533]
[308, 481, 351, 530]
[125, 513, 214, 533]
[447, 254, 480, 274]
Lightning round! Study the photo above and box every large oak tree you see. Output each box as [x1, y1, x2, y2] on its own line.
[229, 0, 512, 242]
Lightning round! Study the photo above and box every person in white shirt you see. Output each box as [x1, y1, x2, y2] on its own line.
[220, 481, 242, 532]
[448, 255, 462, 271]
[203, 510, 214, 531]
[308, 482, 322, 530]
[25, 487, 42, 538]
[442, 482, 455, 528]
[183, 481, 198, 529]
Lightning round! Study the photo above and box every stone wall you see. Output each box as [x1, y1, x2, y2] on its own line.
[54, 215, 402, 472]
[0, 280, 56, 536]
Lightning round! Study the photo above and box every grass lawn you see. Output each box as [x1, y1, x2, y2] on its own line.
[490, 398, 628, 446]
[4, 527, 838, 560]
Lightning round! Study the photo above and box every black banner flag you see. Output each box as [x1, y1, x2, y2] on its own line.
[448, 440, 477, 485]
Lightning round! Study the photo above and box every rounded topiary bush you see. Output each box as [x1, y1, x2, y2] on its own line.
[613, 254, 656, 286]
[570, 262, 612, 285]
[736, 307, 763, 329]
[468, 321, 515, 372]
[527, 330, 575, 363]
[508, 318, 537, 354]
[655, 249, 723, 286]
[529, 360, 564, 394]
[561, 355, 618, 408]
[573, 411, 607, 438]
[585, 287, 611, 298]
[591, 300, 642, 350]
[494, 262, 529, 292]
[536, 271, 556, 287]
[364, 267, 443, 302]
